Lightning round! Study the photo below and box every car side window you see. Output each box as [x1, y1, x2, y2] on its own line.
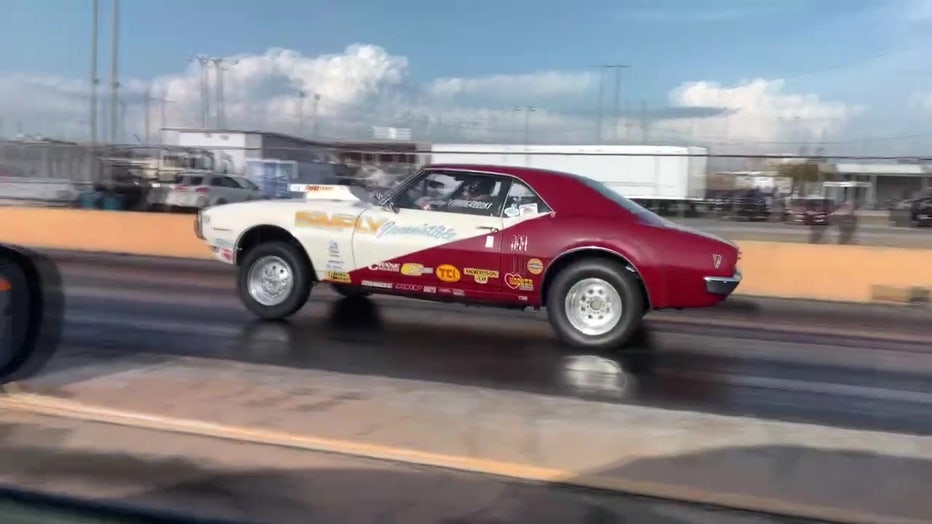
[502, 180, 551, 218]
[393, 171, 509, 217]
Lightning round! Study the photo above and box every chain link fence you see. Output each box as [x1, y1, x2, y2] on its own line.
[1, 139, 930, 232]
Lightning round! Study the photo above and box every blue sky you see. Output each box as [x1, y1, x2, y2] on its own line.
[3, 0, 932, 152]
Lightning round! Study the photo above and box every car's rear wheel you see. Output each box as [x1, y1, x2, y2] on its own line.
[237, 241, 311, 320]
[546, 259, 645, 350]
[331, 284, 371, 298]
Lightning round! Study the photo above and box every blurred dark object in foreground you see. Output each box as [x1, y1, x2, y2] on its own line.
[0, 245, 63, 385]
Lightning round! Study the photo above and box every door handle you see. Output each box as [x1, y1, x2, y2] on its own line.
[477, 226, 499, 232]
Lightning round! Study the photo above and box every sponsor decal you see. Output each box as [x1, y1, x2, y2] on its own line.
[503, 205, 520, 218]
[368, 261, 400, 272]
[401, 263, 432, 276]
[304, 185, 333, 192]
[375, 221, 457, 241]
[326, 259, 344, 270]
[328, 240, 340, 256]
[438, 288, 453, 294]
[395, 283, 423, 292]
[325, 271, 352, 283]
[463, 268, 500, 284]
[504, 273, 534, 291]
[436, 264, 461, 283]
[452, 289, 465, 297]
[510, 234, 529, 253]
[484, 235, 495, 248]
[213, 238, 234, 248]
[219, 248, 234, 262]
[448, 199, 493, 210]
[424, 286, 437, 293]
[518, 296, 529, 302]
[295, 211, 386, 233]
[526, 258, 544, 275]
[361, 280, 393, 289]
[712, 254, 722, 269]
[519, 203, 539, 216]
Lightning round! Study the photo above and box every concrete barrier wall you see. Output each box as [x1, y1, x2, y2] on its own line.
[2, 207, 930, 304]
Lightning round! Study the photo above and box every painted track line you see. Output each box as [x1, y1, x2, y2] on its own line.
[0, 386, 924, 524]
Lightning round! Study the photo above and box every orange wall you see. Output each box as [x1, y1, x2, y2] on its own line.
[2, 208, 930, 303]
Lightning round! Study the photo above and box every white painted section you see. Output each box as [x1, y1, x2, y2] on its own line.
[199, 193, 546, 281]
[429, 144, 707, 201]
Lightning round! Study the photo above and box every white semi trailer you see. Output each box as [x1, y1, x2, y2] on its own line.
[428, 143, 708, 213]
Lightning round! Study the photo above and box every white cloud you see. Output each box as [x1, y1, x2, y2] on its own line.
[654, 79, 863, 150]
[0, 44, 862, 153]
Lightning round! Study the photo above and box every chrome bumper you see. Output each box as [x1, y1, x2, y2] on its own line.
[705, 271, 742, 295]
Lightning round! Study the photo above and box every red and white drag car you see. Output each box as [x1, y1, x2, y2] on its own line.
[195, 164, 741, 349]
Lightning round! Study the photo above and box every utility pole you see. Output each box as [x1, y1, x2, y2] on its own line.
[190, 55, 210, 127]
[89, 0, 99, 144]
[109, 0, 120, 143]
[589, 66, 605, 142]
[312, 92, 321, 138]
[296, 90, 306, 135]
[599, 64, 629, 142]
[211, 57, 237, 128]
[514, 105, 535, 144]
[640, 100, 648, 142]
[143, 85, 151, 144]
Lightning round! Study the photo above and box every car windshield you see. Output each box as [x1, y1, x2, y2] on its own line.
[572, 174, 672, 226]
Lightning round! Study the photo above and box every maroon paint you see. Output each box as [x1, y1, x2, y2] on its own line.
[342, 165, 740, 310]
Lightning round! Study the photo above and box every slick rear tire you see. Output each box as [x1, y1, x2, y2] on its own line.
[237, 241, 312, 320]
[546, 259, 645, 351]
[331, 284, 371, 298]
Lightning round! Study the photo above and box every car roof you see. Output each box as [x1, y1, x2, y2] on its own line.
[424, 163, 575, 185]
[421, 163, 626, 218]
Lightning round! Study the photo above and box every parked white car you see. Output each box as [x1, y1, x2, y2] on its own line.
[165, 173, 265, 211]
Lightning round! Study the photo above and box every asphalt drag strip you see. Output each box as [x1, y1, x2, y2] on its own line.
[0, 251, 929, 523]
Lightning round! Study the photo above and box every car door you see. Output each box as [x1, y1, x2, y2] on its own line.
[498, 179, 554, 297]
[352, 170, 508, 296]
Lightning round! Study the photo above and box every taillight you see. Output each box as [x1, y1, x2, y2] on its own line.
[194, 186, 209, 193]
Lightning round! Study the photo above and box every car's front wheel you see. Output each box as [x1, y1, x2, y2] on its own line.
[546, 259, 645, 350]
[237, 241, 312, 320]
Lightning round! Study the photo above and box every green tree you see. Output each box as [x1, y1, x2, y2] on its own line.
[777, 161, 822, 191]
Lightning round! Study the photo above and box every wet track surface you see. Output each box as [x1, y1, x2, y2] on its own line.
[38, 252, 932, 436]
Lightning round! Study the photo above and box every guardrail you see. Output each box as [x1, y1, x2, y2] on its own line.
[1, 207, 929, 304]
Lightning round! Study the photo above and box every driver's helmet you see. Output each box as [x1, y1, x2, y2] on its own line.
[463, 178, 495, 199]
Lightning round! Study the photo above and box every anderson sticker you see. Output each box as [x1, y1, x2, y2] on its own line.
[526, 258, 544, 275]
[463, 268, 500, 284]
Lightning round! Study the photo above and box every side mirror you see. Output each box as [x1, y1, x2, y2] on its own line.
[383, 199, 400, 214]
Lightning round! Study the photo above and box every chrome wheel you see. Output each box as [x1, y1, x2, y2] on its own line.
[246, 255, 295, 307]
[564, 277, 623, 336]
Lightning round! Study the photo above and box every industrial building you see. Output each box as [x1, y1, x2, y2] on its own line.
[159, 127, 428, 175]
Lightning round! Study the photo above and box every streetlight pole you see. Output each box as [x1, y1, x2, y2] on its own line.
[596, 64, 631, 142]
[211, 57, 237, 129]
[296, 91, 309, 135]
[89, 0, 99, 144]
[312, 93, 321, 138]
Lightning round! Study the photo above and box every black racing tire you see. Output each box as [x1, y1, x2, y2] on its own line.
[331, 284, 371, 298]
[237, 241, 312, 320]
[545, 259, 646, 351]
